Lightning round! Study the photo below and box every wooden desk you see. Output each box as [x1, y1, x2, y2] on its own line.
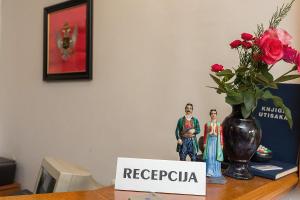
[0, 174, 297, 200]
[0, 183, 20, 197]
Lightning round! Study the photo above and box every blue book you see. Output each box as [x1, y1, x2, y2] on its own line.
[249, 160, 297, 180]
[252, 83, 300, 179]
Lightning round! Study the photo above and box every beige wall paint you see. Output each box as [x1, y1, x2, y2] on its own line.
[1, 0, 300, 190]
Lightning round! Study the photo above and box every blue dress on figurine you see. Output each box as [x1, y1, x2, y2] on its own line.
[203, 109, 226, 183]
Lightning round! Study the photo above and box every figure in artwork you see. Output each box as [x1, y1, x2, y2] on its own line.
[175, 103, 200, 161]
[56, 22, 78, 60]
[203, 109, 226, 183]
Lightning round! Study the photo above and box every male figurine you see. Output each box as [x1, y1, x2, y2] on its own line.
[175, 103, 200, 161]
[203, 109, 226, 184]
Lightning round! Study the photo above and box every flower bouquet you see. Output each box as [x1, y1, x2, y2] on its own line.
[210, 0, 299, 128]
[209, 0, 300, 179]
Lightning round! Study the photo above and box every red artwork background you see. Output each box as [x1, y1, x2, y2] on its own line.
[48, 4, 87, 74]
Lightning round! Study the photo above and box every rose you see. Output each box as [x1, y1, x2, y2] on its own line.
[230, 40, 242, 48]
[242, 41, 252, 49]
[283, 46, 298, 63]
[295, 54, 300, 73]
[260, 39, 283, 64]
[276, 28, 292, 46]
[211, 64, 224, 72]
[241, 33, 253, 41]
[258, 29, 284, 64]
[283, 46, 300, 74]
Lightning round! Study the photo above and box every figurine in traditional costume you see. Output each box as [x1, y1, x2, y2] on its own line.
[203, 109, 224, 178]
[175, 103, 200, 161]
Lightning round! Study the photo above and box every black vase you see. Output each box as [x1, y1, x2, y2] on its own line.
[222, 105, 262, 179]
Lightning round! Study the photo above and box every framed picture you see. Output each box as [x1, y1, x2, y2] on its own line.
[43, 0, 93, 80]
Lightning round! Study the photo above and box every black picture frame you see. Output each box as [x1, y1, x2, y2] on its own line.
[43, 0, 93, 81]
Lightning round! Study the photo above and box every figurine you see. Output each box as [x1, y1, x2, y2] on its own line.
[203, 109, 226, 183]
[252, 145, 272, 162]
[175, 103, 200, 161]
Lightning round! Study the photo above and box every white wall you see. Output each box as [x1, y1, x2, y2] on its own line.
[1, 0, 300, 190]
[0, 0, 3, 155]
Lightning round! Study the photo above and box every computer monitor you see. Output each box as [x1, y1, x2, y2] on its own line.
[34, 157, 100, 194]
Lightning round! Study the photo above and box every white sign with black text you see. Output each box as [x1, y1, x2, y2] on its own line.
[115, 157, 206, 196]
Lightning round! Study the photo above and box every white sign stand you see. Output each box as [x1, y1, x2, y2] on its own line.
[115, 157, 206, 196]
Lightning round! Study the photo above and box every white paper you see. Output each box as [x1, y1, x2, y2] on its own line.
[251, 165, 283, 171]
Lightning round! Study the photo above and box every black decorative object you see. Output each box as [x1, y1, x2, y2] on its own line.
[222, 105, 262, 179]
[0, 157, 16, 186]
[252, 152, 272, 163]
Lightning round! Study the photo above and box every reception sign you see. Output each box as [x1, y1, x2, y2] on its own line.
[115, 157, 206, 196]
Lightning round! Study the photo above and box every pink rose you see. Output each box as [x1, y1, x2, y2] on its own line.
[295, 54, 300, 73]
[258, 29, 284, 64]
[262, 29, 292, 45]
[242, 41, 252, 49]
[230, 40, 242, 48]
[211, 64, 224, 72]
[276, 28, 292, 46]
[283, 46, 298, 63]
[241, 33, 253, 41]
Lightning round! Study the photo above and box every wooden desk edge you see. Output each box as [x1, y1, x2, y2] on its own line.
[0, 175, 297, 200]
[0, 183, 20, 191]
[235, 173, 299, 200]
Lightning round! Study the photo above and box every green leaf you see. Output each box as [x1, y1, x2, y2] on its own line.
[235, 67, 248, 74]
[210, 74, 222, 85]
[206, 86, 225, 94]
[216, 69, 234, 82]
[242, 91, 256, 113]
[268, 82, 278, 89]
[255, 74, 269, 84]
[254, 73, 277, 89]
[275, 75, 300, 83]
[241, 104, 252, 119]
[210, 74, 226, 92]
[255, 87, 264, 99]
[216, 69, 234, 77]
[225, 92, 243, 105]
[262, 90, 277, 101]
[282, 106, 293, 128]
[261, 66, 274, 82]
[262, 90, 293, 128]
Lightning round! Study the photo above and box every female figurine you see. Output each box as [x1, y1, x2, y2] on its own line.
[203, 109, 224, 179]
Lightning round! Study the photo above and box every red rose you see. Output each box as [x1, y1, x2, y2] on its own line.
[253, 37, 260, 45]
[241, 33, 253, 41]
[230, 40, 242, 48]
[283, 46, 298, 63]
[211, 64, 224, 72]
[295, 54, 300, 74]
[258, 29, 284, 64]
[242, 41, 252, 49]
